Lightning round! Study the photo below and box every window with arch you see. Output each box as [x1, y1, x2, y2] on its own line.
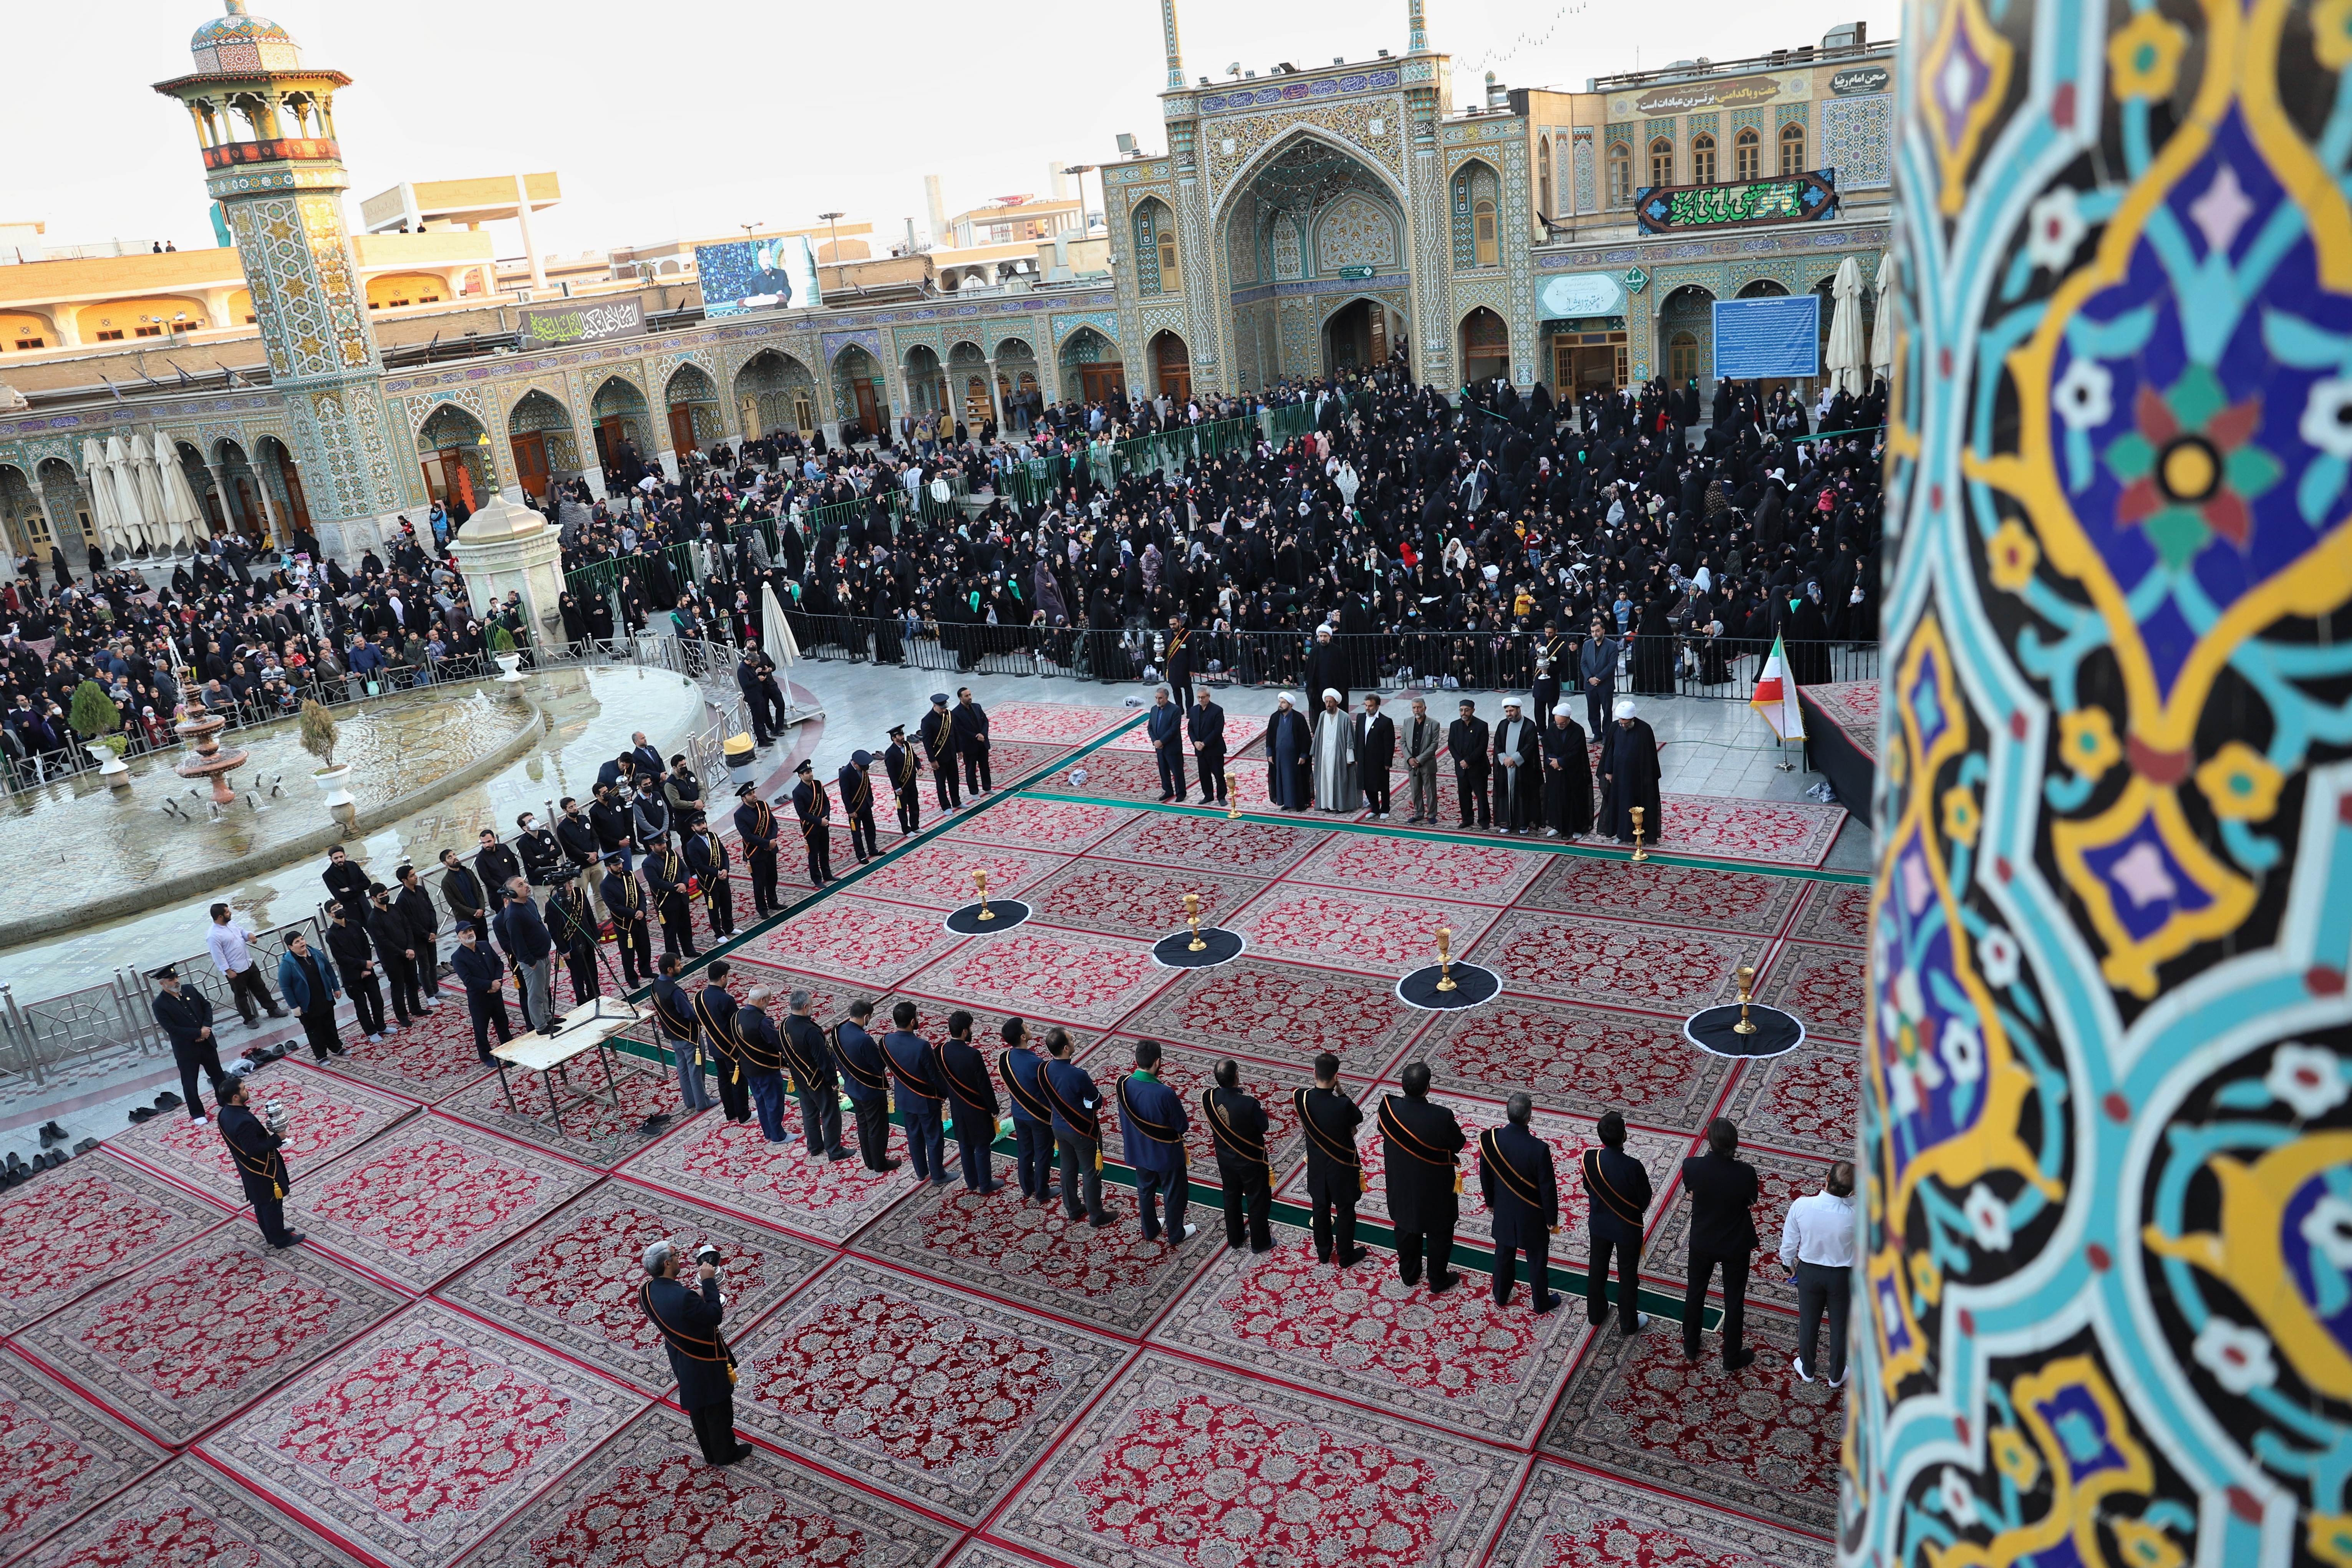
[1474, 199, 1498, 266]
[1450, 163, 1501, 269]
[1649, 138, 1674, 189]
[1608, 142, 1633, 205]
[1539, 139, 1553, 210]
[1780, 121, 1806, 175]
[1691, 133, 1716, 185]
[1133, 201, 1178, 295]
[1735, 126, 1761, 182]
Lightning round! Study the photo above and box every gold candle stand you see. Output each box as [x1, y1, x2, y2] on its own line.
[1733, 963, 1758, 1034]
[1185, 891, 1207, 951]
[1630, 806, 1650, 863]
[1435, 925, 1457, 992]
[973, 867, 994, 921]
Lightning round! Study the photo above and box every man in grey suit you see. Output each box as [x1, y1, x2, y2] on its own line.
[1401, 696, 1443, 825]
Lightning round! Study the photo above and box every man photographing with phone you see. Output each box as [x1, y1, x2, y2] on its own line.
[639, 1239, 751, 1466]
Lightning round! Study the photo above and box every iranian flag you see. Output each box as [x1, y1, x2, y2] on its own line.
[1750, 634, 1808, 742]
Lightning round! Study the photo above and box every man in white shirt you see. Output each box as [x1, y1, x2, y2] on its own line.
[1780, 1160, 1857, 1386]
[206, 903, 287, 1029]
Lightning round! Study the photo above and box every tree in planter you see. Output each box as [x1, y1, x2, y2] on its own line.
[489, 624, 518, 656]
[298, 699, 340, 771]
[68, 680, 124, 753]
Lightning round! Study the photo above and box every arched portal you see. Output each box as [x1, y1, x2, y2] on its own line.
[1657, 282, 1717, 396]
[1057, 327, 1122, 404]
[1459, 307, 1510, 388]
[902, 345, 945, 422]
[589, 375, 651, 479]
[992, 336, 1040, 431]
[732, 351, 817, 443]
[1212, 130, 1412, 387]
[832, 344, 887, 442]
[33, 459, 91, 569]
[1323, 297, 1404, 376]
[948, 341, 993, 429]
[0, 464, 47, 559]
[255, 435, 309, 537]
[665, 363, 724, 452]
[418, 403, 492, 514]
[1147, 332, 1190, 403]
[506, 389, 576, 500]
[211, 440, 267, 544]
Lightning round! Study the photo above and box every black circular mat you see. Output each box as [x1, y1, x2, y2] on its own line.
[944, 899, 1032, 935]
[1396, 962, 1502, 1009]
[1152, 927, 1246, 968]
[1684, 1003, 1806, 1059]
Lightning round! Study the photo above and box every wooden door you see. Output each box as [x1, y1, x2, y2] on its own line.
[275, 448, 310, 531]
[596, 415, 627, 469]
[852, 378, 882, 436]
[668, 404, 698, 456]
[512, 431, 550, 498]
[233, 478, 261, 542]
[1081, 363, 1125, 402]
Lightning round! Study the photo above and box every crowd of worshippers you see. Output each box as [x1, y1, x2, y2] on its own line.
[552, 363, 1884, 696]
[0, 520, 534, 781]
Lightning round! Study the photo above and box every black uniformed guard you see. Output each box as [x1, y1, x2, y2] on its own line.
[997, 1017, 1057, 1205]
[883, 724, 922, 834]
[1480, 1093, 1563, 1312]
[601, 852, 652, 986]
[733, 783, 782, 917]
[684, 814, 735, 938]
[789, 761, 835, 885]
[832, 999, 900, 1172]
[638, 1240, 751, 1466]
[646, 831, 698, 958]
[1044, 1028, 1114, 1226]
[1585, 1109, 1655, 1335]
[918, 694, 961, 812]
[650, 953, 712, 1112]
[694, 963, 750, 1124]
[1202, 1060, 1274, 1252]
[883, 1000, 948, 1183]
[1165, 616, 1195, 712]
[1532, 620, 1566, 722]
[1379, 1061, 1466, 1293]
[1119, 1039, 1193, 1245]
[218, 1076, 302, 1248]
[839, 751, 880, 864]
[549, 873, 601, 1007]
[782, 991, 850, 1159]
[933, 1010, 1002, 1193]
[1293, 1052, 1367, 1266]
[734, 985, 790, 1144]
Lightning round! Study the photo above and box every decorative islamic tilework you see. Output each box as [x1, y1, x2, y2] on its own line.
[1203, 97, 1406, 202]
[1132, 201, 1167, 295]
[1450, 162, 1498, 270]
[1051, 312, 1120, 349]
[1314, 192, 1399, 273]
[1689, 113, 1720, 138]
[1195, 70, 1402, 115]
[1820, 93, 1892, 189]
[1271, 219, 1303, 281]
[1573, 130, 1596, 214]
[1776, 99, 1810, 128]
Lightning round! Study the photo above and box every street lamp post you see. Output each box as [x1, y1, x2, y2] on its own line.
[1061, 166, 1100, 248]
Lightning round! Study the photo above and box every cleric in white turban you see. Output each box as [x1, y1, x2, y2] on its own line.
[1597, 698, 1662, 845]
[1263, 692, 1312, 812]
[1312, 687, 1359, 813]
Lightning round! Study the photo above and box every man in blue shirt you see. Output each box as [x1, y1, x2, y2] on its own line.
[883, 1001, 948, 1184]
[1117, 1039, 1196, 1245]
[1044, 1027, 1115, 1227]
[1146, 685, 1187, 802]
[996, 1017, 1057, 1205]
[833, 999, 900, 1172]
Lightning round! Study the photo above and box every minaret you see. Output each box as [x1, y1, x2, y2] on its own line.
[154, 2, 403, 562]
[1407, 0, 1430, 55]
[1160, 0, 1185, 91]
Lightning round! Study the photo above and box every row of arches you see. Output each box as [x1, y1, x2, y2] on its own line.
[1592, 124, 1807, 207]
[0, 435, 310, 563]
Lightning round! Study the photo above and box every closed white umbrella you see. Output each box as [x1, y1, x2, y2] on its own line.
[1825, 255, 1868, 398]
[1870, 252, 1896, 390]
[155, 432, 206, 549]
[761, 581, 801, 724]
[83, 438, 124, 559]
[128, 433, 170, 551]
[103, 434, 149, 556]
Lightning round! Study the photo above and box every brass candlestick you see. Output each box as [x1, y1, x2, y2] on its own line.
[1185, 891, 1207, 951]
[1733, 963, 1758, 1034]
[973, 867, 994, 921]
[1630, 806, 1650, 863]
[1435, 925, 1457, 992]
[1227, 774, 1243, 821]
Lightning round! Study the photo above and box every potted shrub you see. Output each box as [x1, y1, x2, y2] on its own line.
[300, 699, 354, 816]
[489, 623, 525, 682]
[68, 679, 132, 787]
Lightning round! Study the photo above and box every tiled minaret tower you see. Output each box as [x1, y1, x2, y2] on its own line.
[154, 2, 402, 561]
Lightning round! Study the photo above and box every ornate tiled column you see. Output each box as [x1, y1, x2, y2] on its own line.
[1858, 5, 2352, 1565]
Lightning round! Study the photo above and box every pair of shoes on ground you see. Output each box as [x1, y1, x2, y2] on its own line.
[1496, 1285, 1565, 1313]
[1147, 1222, 1200, 1244]
[1790, 1355, 1848, 1387]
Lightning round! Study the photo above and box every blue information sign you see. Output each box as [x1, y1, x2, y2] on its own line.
[1711, 294, 1821, 380]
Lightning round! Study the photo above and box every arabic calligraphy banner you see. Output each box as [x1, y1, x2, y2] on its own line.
[1633, 169, 1839, 234]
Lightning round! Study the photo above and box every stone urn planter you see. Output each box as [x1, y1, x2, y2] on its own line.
[494, 653, 525, 683]
[87, 739, 132, 790]
[313, 763, 356, 829]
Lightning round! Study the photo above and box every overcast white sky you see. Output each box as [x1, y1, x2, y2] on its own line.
[15, 0, 1898, 261]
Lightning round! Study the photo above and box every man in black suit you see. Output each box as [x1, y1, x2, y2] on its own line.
[839, 752, 880, 865]
[1354, 694, 1396, 819]
[1044, 1026, 1115, 1226]
[218, 1076, 302, 1248]
[639, 1240, 751, 1465]
[733, 782, 781, 917]
[883, 724, 923, 834]
[1682, 1116, 1762, 1369]
[832, 999, 900, 1172]
[883, 1000, 948, 1184]
[1480, 1093, 1563, 1311]
[951, 686, 993, 795]
[1581, 1109, 1654, 1332]
[1146, 686, 1187, 802]
[1447, 699, 1491, 829]
[1188, 689, 1228, 805]
[919, 694, 961, 812]
[694, 963, 749, 1125]
[1202, 1059, 1273, 1252]
[788, 760, 835, 886]
[1293, 1052, 1366, 1266]
[1377, 1061, 1465, 1292]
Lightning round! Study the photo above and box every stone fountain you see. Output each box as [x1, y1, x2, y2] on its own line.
[174, 706, 249, 806]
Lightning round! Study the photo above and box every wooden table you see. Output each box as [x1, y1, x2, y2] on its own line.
[490, 996, 645, 1140]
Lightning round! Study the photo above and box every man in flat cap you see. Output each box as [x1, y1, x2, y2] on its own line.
[733, 782, 782, 918]
[883, 724, 923, 835]
[839, 751, 879, 865]
[919, 694, 961, 814]
[789, 760, 835, 885]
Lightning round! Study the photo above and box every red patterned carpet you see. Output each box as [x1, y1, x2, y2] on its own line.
[8, 698, 1858, 1566]
[1803, 680, 1880, 761]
